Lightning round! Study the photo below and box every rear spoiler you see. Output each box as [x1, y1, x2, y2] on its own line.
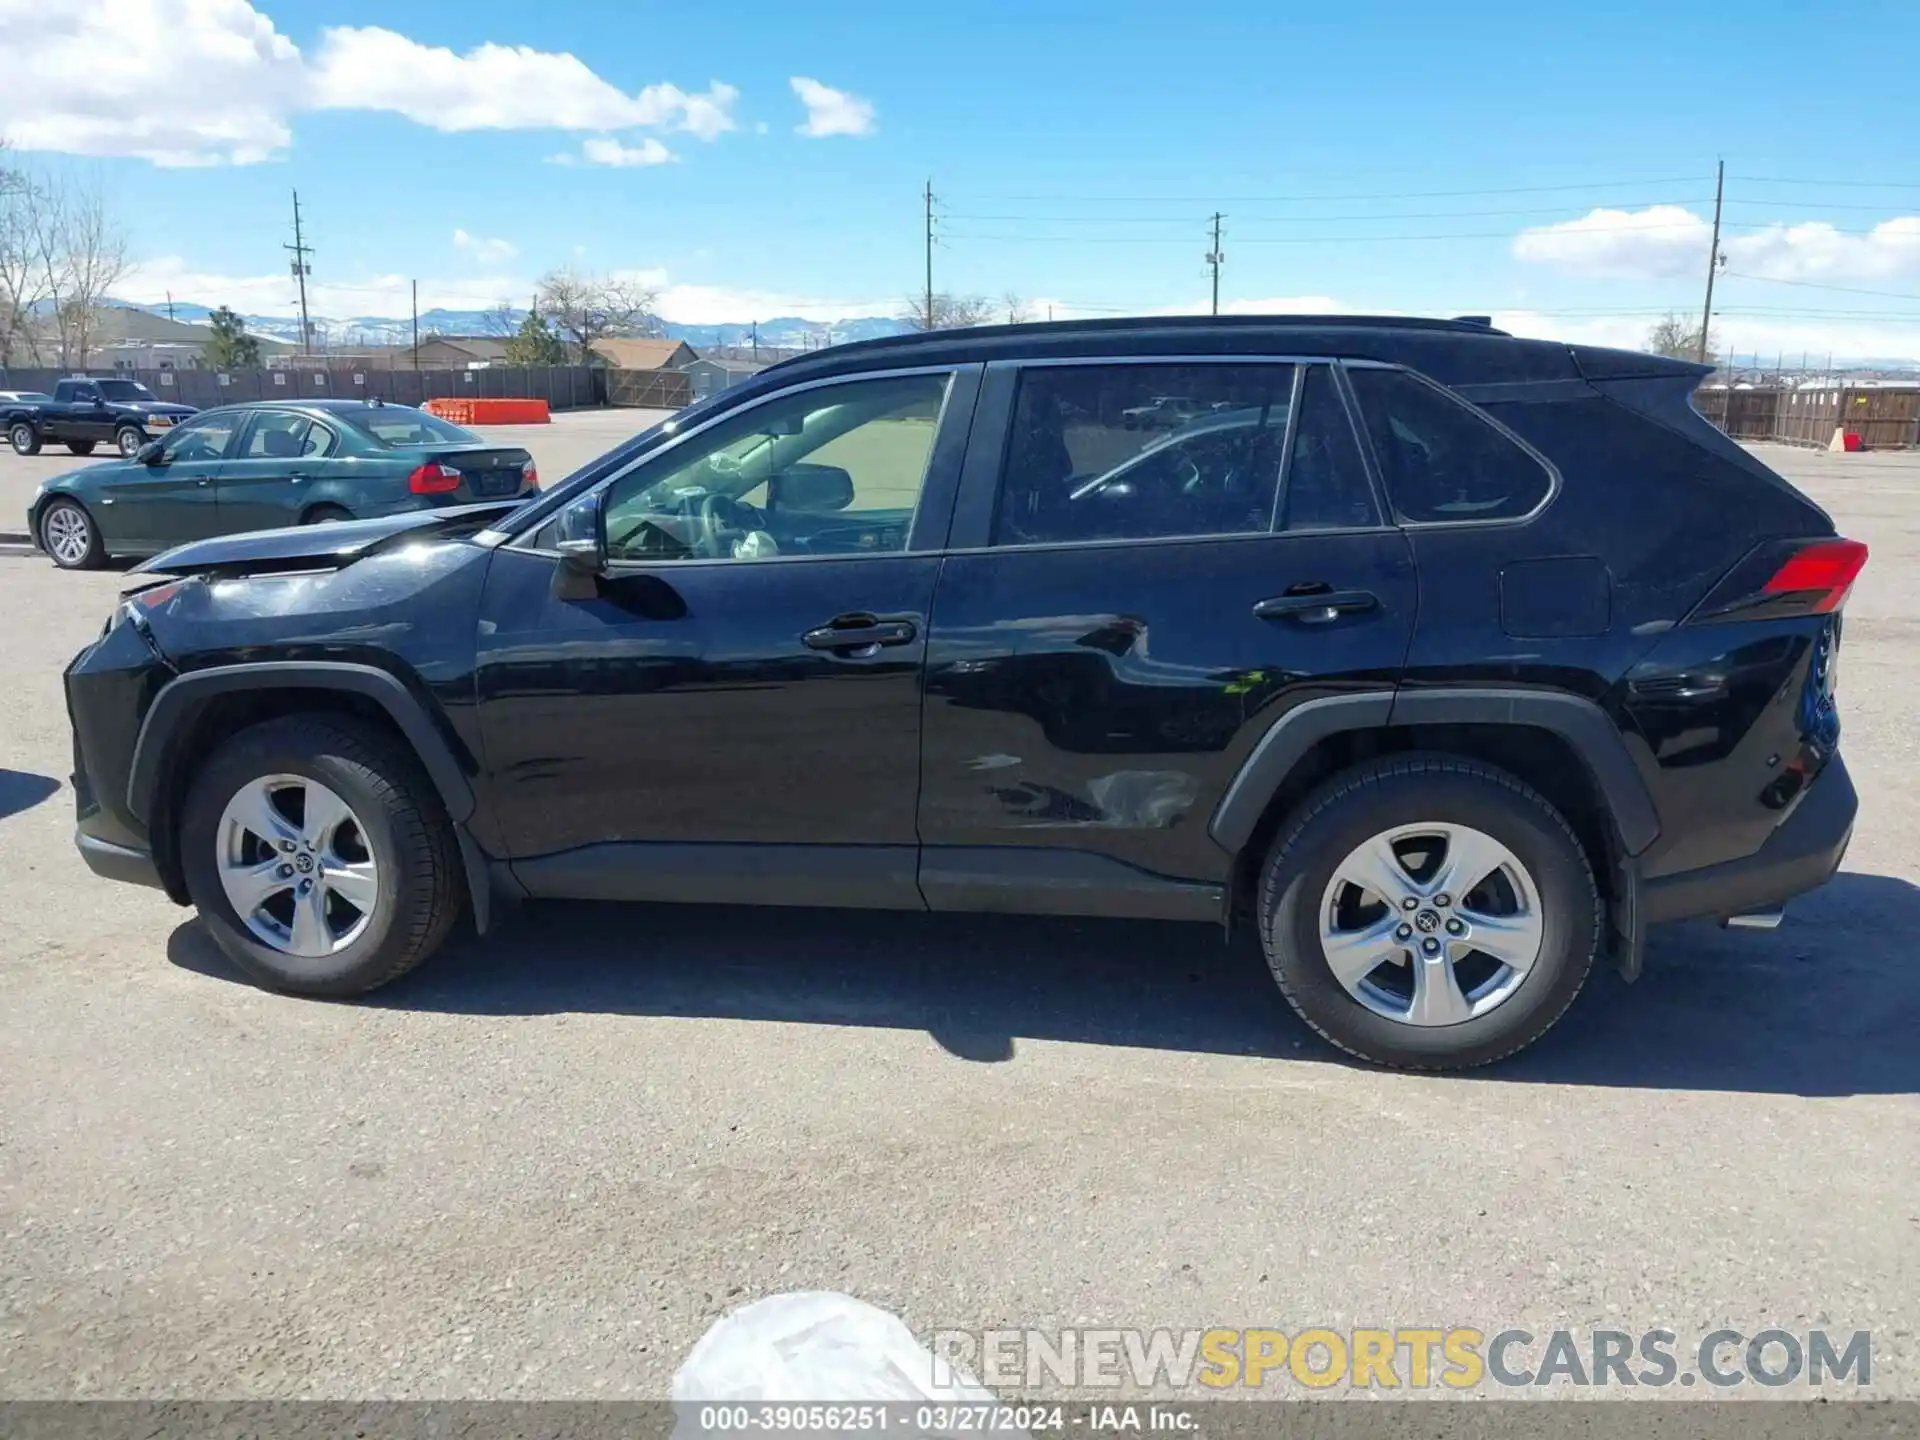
[1569, 344, 1714, 385]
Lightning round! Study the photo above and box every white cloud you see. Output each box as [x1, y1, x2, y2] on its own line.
[1512, 206, 1714, 281]
[789, 77, 876, 138]
[0, 0, 302, 165]
[118, 255, 523, 318]
[1514, 205, 1920, 284]
[0, 0, 738, 165]
[1495, 308, 1920, 365]
[554, 137, 676, 168]
[649, 282, 896, 326]
[309, 28, 736, 137]
[452, 229, 518, 264]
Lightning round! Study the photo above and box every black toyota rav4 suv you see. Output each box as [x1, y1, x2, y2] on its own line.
[63, 316, 1862, 1070]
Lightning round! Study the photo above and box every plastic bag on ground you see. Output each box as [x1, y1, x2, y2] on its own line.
[671, 1291, 998, 1439]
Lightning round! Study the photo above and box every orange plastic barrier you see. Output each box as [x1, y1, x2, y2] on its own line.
[423, 398, 550, 425]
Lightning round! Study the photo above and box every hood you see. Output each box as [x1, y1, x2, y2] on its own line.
[135, 499, 525, 577]
[130, 401, 199, 415]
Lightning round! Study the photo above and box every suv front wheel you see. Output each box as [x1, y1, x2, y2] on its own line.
[179, 715, 464, 996]
[1258, 755, 1600, 1070]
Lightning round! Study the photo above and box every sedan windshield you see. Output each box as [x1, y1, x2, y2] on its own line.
[338, 407, 478, 448]
[98, 380, 158, 402]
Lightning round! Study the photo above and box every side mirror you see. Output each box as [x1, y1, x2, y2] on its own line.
[768, 463, 854, 512]
[135, 441, 165, 465]
[551, 493, 606, 599]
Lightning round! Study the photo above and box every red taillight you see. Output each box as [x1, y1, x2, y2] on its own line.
[522, 459, 539, 490]
[408, 461, 463, 495]
[1762, 538, 1868, 614]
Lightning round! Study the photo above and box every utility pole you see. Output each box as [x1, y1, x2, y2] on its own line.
[410, 279, 419, 370]
[750, 321, 759, 361]
[284, 189, 315, 357]
[164, 290, 175, 322]
[1206, 212, 1226, 316]
[1697, 160, 1724, 366]
[923, 178, 936, 331]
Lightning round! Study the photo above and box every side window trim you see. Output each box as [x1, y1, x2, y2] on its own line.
[1264, 363, 1309, 532]
[513, 362, 981, 563]
[1338, 360, 1562, 529]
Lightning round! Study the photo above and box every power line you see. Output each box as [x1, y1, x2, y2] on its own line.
[1723, 273, 1920, 303]
[964, 177, 1711, 203]
[1734, 175, 1920, 189]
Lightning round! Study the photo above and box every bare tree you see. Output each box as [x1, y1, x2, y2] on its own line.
[0, 147, 59, 366]
[1645, 312, 1718, 363]
[481, 300, 521, 338]
[1001, 292, 1034, 325]
[536, 268, 661, 362]
[898, 292, 998, 332]
[50, 180, 129, 369]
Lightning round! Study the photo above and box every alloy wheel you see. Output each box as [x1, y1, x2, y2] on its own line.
[215, 774, 379, 957]
[42, 506, 92, 567]
[1317, 822, 1544, 1027]
[117, 429, 144, 457]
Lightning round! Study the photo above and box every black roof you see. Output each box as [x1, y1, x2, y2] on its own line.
[754, 314, 1696, 392]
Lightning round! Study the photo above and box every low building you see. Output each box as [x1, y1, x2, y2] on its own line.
[589, 337, 697, 371]
[681, 356, 770, 399]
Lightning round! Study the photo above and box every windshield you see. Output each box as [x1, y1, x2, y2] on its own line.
[98, 380, 157, 402]
[339, 407, 478, 447]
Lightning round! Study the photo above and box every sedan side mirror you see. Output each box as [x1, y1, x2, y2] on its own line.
[551, 492, 607, 599]
[135, 441, 165, 465]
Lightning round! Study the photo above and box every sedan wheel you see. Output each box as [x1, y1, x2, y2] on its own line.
[40, 500, 103, 570]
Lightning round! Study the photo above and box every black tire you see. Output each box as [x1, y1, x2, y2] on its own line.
[301, 503, 354, 524]
[179, 715, 464, 997]
[115, 426, 146, 458]
[66, 440, 97, 456]
[37, 497, 106, 570]
[10, 421, 40, 455]
[1257, 754, 1600, 1071]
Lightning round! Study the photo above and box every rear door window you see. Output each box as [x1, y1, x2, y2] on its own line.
[994, 364, 1294, 545]
[238, 411, 311, 458]
[1345, 366, 1553, 523]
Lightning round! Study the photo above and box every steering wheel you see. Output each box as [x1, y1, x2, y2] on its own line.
[696, 492, 765, 557]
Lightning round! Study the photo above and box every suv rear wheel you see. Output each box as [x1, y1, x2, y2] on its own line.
[179, 716, 463, 996]
[1257, 754, 1599, 1070]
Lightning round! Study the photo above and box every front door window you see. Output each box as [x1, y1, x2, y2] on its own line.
[587, 373, 952, 562]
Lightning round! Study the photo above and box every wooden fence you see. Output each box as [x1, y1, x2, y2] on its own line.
[1695, 385, 1920, 449]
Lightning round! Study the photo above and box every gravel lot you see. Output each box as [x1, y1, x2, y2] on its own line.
[0, 432, 1915, 1399]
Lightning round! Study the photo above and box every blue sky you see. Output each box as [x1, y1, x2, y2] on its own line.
[6, 0, 1920, 358]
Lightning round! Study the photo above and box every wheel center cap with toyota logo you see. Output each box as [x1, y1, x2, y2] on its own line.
[1413, 909, 1441, 933]
[294, 853, 315, 874]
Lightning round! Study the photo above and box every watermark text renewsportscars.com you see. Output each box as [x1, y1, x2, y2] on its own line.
[928, 1327, 1872, 1392]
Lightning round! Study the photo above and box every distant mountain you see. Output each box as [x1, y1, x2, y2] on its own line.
[118, 298, 912, 352]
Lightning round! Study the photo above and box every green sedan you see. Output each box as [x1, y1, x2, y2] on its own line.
[27, 399, 539, 570]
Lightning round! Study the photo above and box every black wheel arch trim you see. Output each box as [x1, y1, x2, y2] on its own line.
[1208, 687, 1661, 858]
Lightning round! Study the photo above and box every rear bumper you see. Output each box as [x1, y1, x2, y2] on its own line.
[1642, 754, 1856, 924]
[76, 833, 164, 890]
